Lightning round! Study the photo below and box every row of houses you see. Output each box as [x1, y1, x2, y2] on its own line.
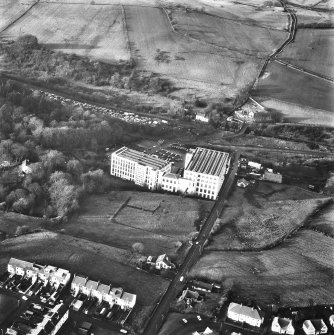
[7, 258, 71, 289]
[227, 302, 333, 335]
[110, 146, 230, 200]
[71, 275, 136, 310]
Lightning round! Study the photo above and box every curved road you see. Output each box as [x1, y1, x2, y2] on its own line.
[144, 150, 240, 335]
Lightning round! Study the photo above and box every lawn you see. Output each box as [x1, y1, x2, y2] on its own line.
[64, 191, 203, 255]
[190, 229, 334, 307]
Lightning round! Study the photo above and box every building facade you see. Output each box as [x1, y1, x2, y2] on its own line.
[184, 147, 230, 200]
[110, 147, 172, 190]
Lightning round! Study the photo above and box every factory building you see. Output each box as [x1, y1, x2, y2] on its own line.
[110, 146, 230, 200]
[110, 147, 172, 190]
[184, 147, 230, 200]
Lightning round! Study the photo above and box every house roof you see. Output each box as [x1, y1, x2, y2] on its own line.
[156, 254, 172, 266]
[310, 319, 327, 331]
[228, 302, 263, 321]
[97, 283, 110, 295]
[190, 280, 213, 291]
[163, 173, 180, 179]
[85, 280, 98, 291]
[8, 257, 33, 270]
[273, 317, 293, 330]
[111, 287, 123, 297]
[330, 315, 334, 322]
[183, 289, 200, 299]
[121, 292, 136, 306]
[72, 275, 87, 286]
[303, 320, 314, 330]
[185, 147, 229, 177]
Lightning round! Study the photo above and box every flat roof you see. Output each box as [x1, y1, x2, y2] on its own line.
[113, 147, 169, 170]
[185, 147, 229, 176]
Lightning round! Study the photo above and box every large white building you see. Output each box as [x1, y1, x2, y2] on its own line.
[110, 146, 230, 200]
[184, 147, 230, 200]
[110, 147, 172, 190]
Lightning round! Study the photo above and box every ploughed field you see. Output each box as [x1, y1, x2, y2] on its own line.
[253, 61, 334, 115]
[0, 0, 289, 102]
[278, 29, 334, 79]
[1, 2, 130, 63]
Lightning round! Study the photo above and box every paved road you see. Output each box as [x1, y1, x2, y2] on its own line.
[144, 150, 240, 335]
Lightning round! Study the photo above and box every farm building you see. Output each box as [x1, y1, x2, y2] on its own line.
[237, 178, 250, 188]
[248, 161, 262, 171]
[329, 315, 334, 327]
[195, 111, 210, 123]
[303, 320, 327, 335]
[227, 302, 264, 327]
[184, 147, 230, 200]
[263, 170, 283, 184]
[189, 280, 213, 293]
[146, 254, 175, 270]
[110, 146, 172, 190]
[193, 327, 215, 335]
[178, 289, 201, 305]
[271, 317, 295, 334]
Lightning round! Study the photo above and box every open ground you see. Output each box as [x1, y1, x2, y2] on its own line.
[62, 190, 210, 256]
[253, 61, 334, 114]
[1, 2, 130, 63]
[279, 29, 334, 79]
[189, 181, 334, 307]
[207, 182, 330, 251]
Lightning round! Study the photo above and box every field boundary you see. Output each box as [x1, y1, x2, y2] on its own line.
[121, 5, 133, 62]
[256, 96, 334, 115]
[0, 0, 40, 35]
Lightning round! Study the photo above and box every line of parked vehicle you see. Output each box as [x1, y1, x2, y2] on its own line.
[71, 292, 130, 325]
[41, 91, 166, 127]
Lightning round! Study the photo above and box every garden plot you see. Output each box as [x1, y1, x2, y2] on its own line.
[1, 2, 130, 62]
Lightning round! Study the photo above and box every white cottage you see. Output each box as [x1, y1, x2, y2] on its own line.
[303, 320, 328, 335]
[227, 302, 264, 327]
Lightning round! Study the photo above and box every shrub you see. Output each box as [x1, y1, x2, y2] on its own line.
[132, 242, 144, 254]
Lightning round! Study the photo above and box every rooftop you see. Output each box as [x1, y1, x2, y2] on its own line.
[113, 147, 169, 170]
[185, 147, 229, 176]
[228, 302, 264, 321]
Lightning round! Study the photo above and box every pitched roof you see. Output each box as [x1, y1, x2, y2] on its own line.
[113, 147, 169, 170]
[72, 275, 87, 286]
[273, 317, 293, 330]
[310, 319, 327, 331]
[185, 147, 229, 176]
[228, 302, 263, 321]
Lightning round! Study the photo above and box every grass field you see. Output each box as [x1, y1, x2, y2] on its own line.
[259, 98, 334, 126]
[171, 10, 287, 56]
[307, 202, 334, 237]
[1, 2, 130, 63]
[279, 29, 334, 79]
[64, 191, 203, 255]
[190, 229, 334, 307]
[253, 61, 334, 113]
[207, 182, 328, 251]
[0, 0, 36, 33]
[0, 210, 47, 235]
